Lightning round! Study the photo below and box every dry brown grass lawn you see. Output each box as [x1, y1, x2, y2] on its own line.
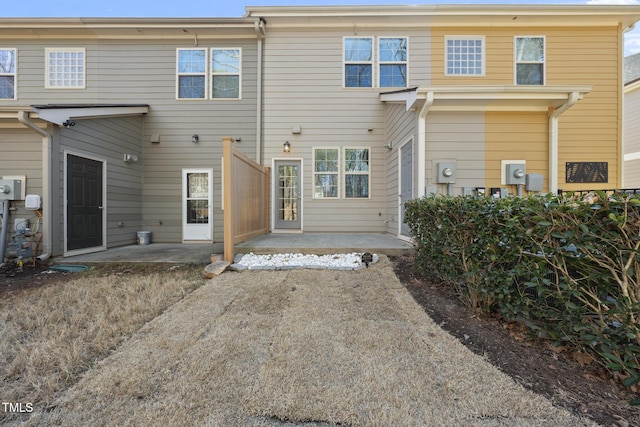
[0, 264, 206, 425]
[9, 257, 601, 427]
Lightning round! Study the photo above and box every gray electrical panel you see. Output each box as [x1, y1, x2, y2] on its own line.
[437, 162, 456, 184]
[505, 163, 526, 185]
[0, 179, 22, 201]
[525, 174, 544, 192]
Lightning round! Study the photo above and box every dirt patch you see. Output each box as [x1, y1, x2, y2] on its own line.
[390, 255, 639, 427]
[2, 257, 639, 426]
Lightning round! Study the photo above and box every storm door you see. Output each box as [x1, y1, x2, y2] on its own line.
[182, 169, 212, 241]
[66, 154, 104, 252]
[274, 160, 301, 230]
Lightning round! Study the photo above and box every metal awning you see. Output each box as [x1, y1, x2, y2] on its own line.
[31, 104, 149, 126]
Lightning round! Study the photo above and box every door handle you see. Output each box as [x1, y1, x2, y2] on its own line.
[98, 206, 104, 210]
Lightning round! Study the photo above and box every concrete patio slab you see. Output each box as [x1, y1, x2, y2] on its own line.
[56, 233, 414, 264]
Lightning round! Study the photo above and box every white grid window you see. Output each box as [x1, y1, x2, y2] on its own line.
[313, 147, 371, 199]
[211, 48, 241, 99]
[313, 148, 340, 199]
[379, 37, 407, 88]
[0, 48, 16, 99]
[344, 37, 373, 88]
[177, 48, 207, 99]
[45, 48, 85, 89]
[515, 36, 545, 85]
[445, 36, 485, 77]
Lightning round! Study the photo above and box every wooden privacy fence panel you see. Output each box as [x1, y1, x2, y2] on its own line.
[223, 137, 270, 262]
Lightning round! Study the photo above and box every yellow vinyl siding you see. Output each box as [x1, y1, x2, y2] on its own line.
[432, 26, 622, 191]
[485, 112, 548, 193]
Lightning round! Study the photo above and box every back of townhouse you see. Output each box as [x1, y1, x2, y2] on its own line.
[249, 5, 640, 239]
[0, 19, 262, 258]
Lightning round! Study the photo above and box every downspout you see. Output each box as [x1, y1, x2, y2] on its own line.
[548, 91, 579, 194]
[417, 91, 434, 197]
[17, 111, 52, 260]
[255, 18, 266, 164]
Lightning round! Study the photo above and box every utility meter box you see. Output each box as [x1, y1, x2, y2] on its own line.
[0, 179, 22, 201]
[505, 163, 526, 185]
[525, 174, 544, 192]
[437, 162, 456, 184]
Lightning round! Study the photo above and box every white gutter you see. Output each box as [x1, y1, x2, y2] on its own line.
[548, 91, 580, 194]
[417, 91, 434, 197]
[17, 111, 52, 260]
[255, 19, 265, 163]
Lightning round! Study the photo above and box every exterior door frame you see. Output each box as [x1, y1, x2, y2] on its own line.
[398, 137, 414, 241]
[182, 168, 213, 242]
[64, 150, 107, 256]
[272, 158, 303, 232]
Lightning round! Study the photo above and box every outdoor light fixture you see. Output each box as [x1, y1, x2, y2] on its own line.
[283, 141, 291, 153]
[192, 134, 199, 143]
[62, 120, 75, 128]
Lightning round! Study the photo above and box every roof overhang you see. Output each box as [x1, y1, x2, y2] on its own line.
[380, 85, 592, 113]
[246, 5, 640, 30]
[0, 17, 265, 40]
[30, 104, 149, 126]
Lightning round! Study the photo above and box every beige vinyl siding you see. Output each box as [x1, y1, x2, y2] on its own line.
[485, 112, 548, 194]
[425, 112, 485, 196]
[6, 39, 259, 244]
[624, 86, 640, 187]
[384, 102, 417, 235]
[0, 128, 42, 243]
[55, 116, 144, 254]
[262, 28, 430, 232]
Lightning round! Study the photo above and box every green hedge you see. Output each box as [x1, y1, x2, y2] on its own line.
[405, 192, 640, 401]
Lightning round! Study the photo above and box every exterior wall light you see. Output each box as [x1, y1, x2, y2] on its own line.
[192, 134, 199, 143]
[283, 141, 291, 153]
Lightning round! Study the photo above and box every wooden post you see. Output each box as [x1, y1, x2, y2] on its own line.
[223, 137, 234, 262]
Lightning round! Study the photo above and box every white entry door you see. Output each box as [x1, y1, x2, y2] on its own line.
[182, 169, 213, 241]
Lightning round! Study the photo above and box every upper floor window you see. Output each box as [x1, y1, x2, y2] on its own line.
[515, 36, 544, 85]
[344, 37, 373, 88]
[445, 36, 485, 76]
[45, 48, 85, 89]
[177, 48, 206, 99]
[344, 37, 408, 88]
[379, 37, 407, 87]
[177, 48, 241, 99]
[0, 48, 16, 99]
[211, 48, 241, 99]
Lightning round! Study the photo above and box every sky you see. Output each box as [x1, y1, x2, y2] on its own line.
[3, 0, 640, 56]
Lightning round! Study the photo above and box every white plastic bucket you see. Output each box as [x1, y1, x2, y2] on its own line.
[136, 231, 151, 245]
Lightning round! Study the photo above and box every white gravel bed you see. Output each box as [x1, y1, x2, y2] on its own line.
[230, 252, 378, 271]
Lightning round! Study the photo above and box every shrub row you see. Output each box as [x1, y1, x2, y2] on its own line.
[405, 192, 640, 401]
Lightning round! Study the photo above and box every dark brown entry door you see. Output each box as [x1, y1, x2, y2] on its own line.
[67, 154, 103, 251]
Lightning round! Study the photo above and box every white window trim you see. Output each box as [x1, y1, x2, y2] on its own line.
[514, 35, 546, 86]
[343, 36, 374, 89]
[343, 146, 371, 199]
[343, 36, 410, 89]
[0, 47, 17, 100]
[176, 48, 208, 100]
[45, 47, 86, 89]
[378, 36, 409, 88]
[210, 47, 242, 100]
[313, 147, 341, 199]
[444, 35, 486, 77]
